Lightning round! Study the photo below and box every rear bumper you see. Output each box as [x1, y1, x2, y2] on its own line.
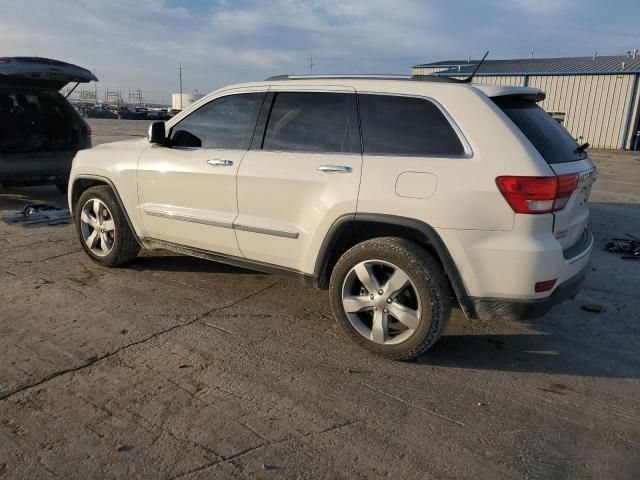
[468, 261, 589, 321]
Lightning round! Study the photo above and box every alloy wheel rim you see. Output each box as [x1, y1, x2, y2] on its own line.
[341, 259, 423, 345]
[80, 199, 115, 257]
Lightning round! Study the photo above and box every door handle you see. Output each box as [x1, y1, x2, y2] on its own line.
[207, 159, 234, 167]
[317, 165, 352, 173]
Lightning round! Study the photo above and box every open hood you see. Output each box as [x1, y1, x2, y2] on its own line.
[0, 57, 98, 90]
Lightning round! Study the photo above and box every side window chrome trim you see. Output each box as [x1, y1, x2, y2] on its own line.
[257, 149, 360, 156]
[356, 91, 474, 159]
[171, 146, 251, 152]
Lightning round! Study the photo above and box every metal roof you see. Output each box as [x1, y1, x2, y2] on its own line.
[413, 55, 640, 76]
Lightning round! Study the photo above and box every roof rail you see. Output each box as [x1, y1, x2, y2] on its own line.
[265, 74, 465, 83]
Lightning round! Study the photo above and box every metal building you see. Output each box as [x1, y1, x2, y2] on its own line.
[412, 55, 640, 150]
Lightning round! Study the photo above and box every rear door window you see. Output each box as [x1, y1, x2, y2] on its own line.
[262, 92, 354, 153]
[493, 97, 585, 164]
[170, 92, 265, 149]
[358, 94, 466, 156]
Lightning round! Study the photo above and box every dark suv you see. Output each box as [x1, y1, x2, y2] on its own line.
[0, 57, 96, 191]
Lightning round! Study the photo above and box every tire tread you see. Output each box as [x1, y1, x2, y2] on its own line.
[329, 237, 451, 361]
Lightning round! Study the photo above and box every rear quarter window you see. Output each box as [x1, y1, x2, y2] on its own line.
[358, 94, 466, 156]
[493, 97, 586, 164]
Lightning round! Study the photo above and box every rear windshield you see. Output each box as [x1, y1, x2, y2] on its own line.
[493, 97, 586, 164]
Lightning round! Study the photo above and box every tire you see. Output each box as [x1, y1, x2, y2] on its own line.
[329, 237, 451, 361]
[74, 185, 140, 266]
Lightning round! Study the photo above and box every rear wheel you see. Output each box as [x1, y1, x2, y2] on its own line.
[75, 186, 140, 266]
[329, 237, 451, 360]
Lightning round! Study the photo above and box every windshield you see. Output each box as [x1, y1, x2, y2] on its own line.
[494, 97, 586, 164]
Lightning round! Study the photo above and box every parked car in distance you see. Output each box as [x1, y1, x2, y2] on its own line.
[68, 74, 596, 360]
[0, 57, 95, 191]
[147, 108, 174, 121]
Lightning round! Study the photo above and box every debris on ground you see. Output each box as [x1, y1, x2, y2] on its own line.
[606, 234, 640, 260]
[115, 443, 132, 452]
[0, 203, 70, 226]
[582, 303, 604, 313]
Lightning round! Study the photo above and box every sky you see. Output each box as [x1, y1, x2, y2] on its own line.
[1, 0, 639, 103]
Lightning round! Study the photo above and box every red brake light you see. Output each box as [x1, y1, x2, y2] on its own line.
[535, 279, 557, 293]
[84, 124, 92, 137]
[496, 174, 579, 214]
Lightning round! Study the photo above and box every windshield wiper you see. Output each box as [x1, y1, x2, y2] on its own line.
[575, 142, 590, 154]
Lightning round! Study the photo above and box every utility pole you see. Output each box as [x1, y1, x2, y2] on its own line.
[309, 54, 313, 74]
[178, 63, 183, 110]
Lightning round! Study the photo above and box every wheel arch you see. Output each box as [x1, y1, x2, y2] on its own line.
[314, 213, 478, 319]
[70, 175, 142, 247]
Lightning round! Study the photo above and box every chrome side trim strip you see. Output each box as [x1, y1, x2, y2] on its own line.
[143, 209, 233, 229]
[234, 223, 300, 239]
[143, 209, 300, 239]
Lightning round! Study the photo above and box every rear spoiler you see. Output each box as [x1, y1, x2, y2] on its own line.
[472, 85, 546, 102]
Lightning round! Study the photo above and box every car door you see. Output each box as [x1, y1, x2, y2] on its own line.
[137, 89, 267, 256]
[235, 87, 362, 273]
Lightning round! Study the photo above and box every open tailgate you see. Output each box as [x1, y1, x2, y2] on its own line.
[0, 57, 97, 90]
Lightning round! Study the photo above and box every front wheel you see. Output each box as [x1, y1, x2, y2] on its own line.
[74, 185, 140, 266]
[329, 237, 451, 361]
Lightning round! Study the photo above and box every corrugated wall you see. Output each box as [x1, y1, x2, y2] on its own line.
[412, 67, 456, 75]
[627, 77, 640, 149]
[471, 75, 525, 86]
[528, 74, 637, 149]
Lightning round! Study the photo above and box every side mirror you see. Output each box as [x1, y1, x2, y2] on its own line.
[148, 121, 168, 145]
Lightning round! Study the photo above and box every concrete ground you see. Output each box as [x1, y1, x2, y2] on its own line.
[1, 119, 639, 479]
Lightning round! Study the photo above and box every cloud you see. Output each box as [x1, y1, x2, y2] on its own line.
[0, 0, 638, 102]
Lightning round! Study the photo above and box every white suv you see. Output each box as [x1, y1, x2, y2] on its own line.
[68, 75, 595, 360]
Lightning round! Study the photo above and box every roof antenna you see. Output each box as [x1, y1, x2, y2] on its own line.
[462, 51, 489, 83]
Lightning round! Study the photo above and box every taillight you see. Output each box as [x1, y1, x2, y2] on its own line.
[496, 174, 579, 214]
[84, 124, 92, 137]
